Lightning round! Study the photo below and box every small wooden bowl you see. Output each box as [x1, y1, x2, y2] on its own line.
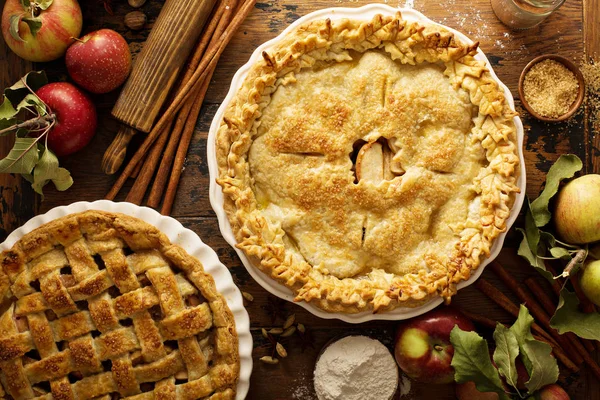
[518, 54, 585, 122]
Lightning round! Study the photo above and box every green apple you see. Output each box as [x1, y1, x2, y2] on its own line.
[554, 174, 600, 244]
[581, 260, 600, 307]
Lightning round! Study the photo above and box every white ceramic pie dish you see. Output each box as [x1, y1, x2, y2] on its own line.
[0, 200, 252, 400]
[207, 4, 527, 323]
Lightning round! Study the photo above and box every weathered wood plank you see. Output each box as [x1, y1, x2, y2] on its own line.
[584, 0, 599, 60]
[584, 0, 600, 174]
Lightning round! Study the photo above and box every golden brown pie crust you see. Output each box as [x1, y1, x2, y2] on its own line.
[216, 13, 520, 313]
[0, 211, 238, 399]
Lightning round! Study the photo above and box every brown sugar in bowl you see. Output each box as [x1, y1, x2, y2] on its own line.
[518, 54, 585, 122]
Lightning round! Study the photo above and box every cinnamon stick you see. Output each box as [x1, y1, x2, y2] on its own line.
[161, 65, 215, 215]
[125, 123, 173, 205]
[159, 0, 242, 213]
[565, 330, 600, 379]
[488, 263, 585, 365]
[475, 279, 559, 347]
[130, 154, 145, 179]
[523, 277, 558, 319]
[106, 0, 257, 201]
[458, 308, 504, 330]
[147, 0, 235, 208]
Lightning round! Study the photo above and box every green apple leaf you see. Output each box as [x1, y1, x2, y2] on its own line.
[0, 97, 18, 132]
[510, 305, 535, 342]
[51, 168, 73, 191]
[0, 97, 16, 120]
[509, 305, 536, 376]
[493, 324, 520, 391]
[521, 340, 558, 393]
[17, 93, 47, 116]
[450, 326, 510, 400]
[0, 137, 40, 174]
[550, 288, 600, 340]
[4, 70, 48, 106]
[31, 147, 73, 197]
[20, 0, 31, 7]
[549, 247, 571, 259]
[516, 201, 555, 282]
[37, 0, 53, 10]
[9, 14, 25, 42]
[22, 173, 34, 183]
[22, 17, 42, 37]
[530, 154, 583, 228]
[524, 200, 541, 260]
[517, 230, 536, 264]
[509, 306, 558, 392]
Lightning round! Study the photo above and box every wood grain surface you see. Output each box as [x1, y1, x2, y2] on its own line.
[1, 0, 599, 399]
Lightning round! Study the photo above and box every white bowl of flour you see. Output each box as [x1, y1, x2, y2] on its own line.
[314, 335, 399, 400]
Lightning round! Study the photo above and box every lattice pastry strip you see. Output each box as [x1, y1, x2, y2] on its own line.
[0, 211, 239, 399]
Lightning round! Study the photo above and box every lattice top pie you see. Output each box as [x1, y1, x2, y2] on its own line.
[216, 13, 520, 314]
[0, 211, 239, 399]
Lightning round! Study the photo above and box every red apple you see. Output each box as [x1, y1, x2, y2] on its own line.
[1, 0, 82, 62]
[539, 384, 570, 400]
[36, 82, 97, 156]
[66, 29, 132, 94]
[456, 381, 499, 400]
[394, 307, 475, 384]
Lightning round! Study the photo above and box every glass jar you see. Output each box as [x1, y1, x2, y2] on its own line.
[490, 0, 566, 30]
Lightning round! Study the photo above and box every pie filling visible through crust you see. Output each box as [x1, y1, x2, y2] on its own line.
[216, 13, 520, 313]
[0, 211, 239, 400]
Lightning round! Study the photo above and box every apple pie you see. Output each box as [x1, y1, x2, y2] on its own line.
[0, 211, 239, 399]
[216, 13, 520, 313]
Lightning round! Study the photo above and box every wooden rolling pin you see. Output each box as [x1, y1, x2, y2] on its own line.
[102, 0, 216, 175]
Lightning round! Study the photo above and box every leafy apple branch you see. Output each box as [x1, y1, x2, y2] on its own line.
[518, 154, 600, 341]
[0, 71, 73, 196]
[451, 306, 558, 400]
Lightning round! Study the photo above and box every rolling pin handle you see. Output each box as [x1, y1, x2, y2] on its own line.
[102, 125, 137, 175]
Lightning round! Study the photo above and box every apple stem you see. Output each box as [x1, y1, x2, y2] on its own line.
[433, 344, 444, 352]
[0, 113, 56, 136]
[558, 248, 587, 279]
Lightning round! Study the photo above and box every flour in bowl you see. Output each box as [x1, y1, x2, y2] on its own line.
[314, 336, 399, 400]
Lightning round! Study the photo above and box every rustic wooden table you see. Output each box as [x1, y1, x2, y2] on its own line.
[1, 0, 599, 399]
